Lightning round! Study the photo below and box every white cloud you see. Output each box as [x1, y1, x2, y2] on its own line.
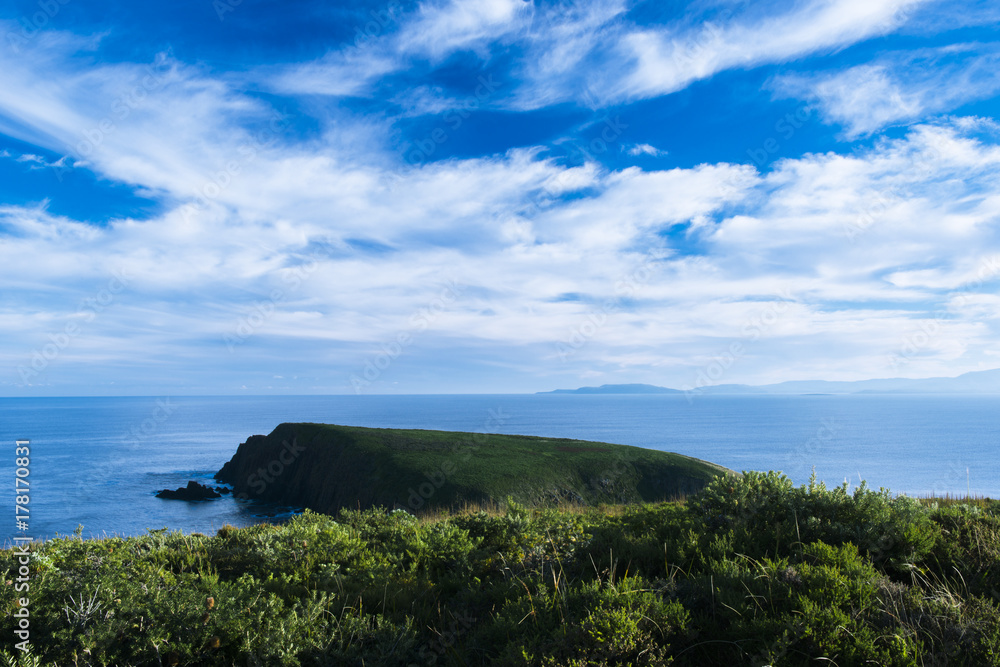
[799, 65, 921, 137]
[266, 48, 399, 97]
[270, 0, 625, 109]
[397, 0, 529, 60]
[389, 85, 461, 116]
[775, 43, 1000, 137]
[257, 0, 934, 113]
[625, 143, 666, 157]
[603, 0, 929, 103]
[886, 255, 1000, 290]
[902, 0, 1000, 32]
[7, 118, 1000, 389]
[951, 115, 1000, 134]
[3, 14, 1000, 392]
[8, 152, 70, 169]
[507, 0, 628, 109]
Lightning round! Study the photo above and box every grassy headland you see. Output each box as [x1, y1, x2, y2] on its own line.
[214, 423, 733, 513]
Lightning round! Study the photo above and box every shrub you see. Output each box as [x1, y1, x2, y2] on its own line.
[688, 471, 939, 571]
[3, 481, 999, 666]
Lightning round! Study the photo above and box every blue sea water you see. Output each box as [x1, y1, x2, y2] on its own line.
[1, 394, 998, 543]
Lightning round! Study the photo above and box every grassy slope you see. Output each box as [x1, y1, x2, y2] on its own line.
[215, 423, 734, 513]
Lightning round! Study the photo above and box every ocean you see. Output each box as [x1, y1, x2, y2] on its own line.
[2, 394, 998, 542]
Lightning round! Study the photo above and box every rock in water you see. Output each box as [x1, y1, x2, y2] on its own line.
[156, 481, 222, 501]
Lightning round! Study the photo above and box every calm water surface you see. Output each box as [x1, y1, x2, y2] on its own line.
[1, 394, 997, 542]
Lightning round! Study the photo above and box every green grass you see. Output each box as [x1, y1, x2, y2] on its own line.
[4, 471, 1000, 666]
[214, 423, 734, 512]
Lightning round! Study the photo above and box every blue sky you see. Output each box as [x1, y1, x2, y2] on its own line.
[2, 0, 1000, 395]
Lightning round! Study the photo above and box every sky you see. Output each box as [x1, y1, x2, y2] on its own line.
[1, 0, 999, 396]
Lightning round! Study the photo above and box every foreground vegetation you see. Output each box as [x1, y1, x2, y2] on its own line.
[3, 471, 1000, 666]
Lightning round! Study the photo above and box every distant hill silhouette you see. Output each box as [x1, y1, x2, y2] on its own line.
[540, 383, 683, 394]
[539, 368, 1000, 395]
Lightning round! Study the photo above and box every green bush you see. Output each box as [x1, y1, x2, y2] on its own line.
[688, 471, 939, 572]
[2, 478, 999, 666]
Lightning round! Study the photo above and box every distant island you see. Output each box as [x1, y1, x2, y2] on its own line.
[215, 423, 733, 513]
[540, 367, 1000, 395]
[541, 383, 683, 394]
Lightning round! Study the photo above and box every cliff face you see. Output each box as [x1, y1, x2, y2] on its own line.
[215, 423, 422, 513]
[216, 423, 734, 514]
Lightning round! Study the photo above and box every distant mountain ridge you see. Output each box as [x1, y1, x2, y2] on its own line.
[539, 368, 1000, 395]
[542, 384, 683, 395]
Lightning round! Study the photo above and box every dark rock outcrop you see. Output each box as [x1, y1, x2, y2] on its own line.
[156, 481, 222, 501]
[215, 423, 397, 512]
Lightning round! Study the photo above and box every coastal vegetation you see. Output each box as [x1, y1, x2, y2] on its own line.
[3, 471, 1000, 666]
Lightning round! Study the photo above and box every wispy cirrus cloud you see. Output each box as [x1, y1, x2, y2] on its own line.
[600, 0, 929, 104]
[396, 0, 530, 60]
[263, 0, 930, 111]
[774, 42, 1000, 137]
[266, 49, 400, 98]
[624, 143, 666, 157]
